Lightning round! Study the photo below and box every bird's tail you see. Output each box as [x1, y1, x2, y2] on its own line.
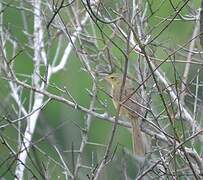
[130, 117, 145, 156]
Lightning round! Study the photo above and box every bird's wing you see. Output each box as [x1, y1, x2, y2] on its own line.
[122, 86, 145, 119]
[123, 86, 146, 156]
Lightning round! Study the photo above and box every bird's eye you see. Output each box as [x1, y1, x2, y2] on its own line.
[110, 77, 115, 79]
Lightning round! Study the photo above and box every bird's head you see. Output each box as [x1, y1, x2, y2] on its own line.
[104, 73, 122, 87]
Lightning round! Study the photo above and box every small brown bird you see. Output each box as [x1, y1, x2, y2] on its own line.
[105, 73, 146, 156]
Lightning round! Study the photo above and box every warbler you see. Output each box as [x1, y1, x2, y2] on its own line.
[105, 73, 146, 156]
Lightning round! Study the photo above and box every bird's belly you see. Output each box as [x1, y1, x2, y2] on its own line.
[112, 100, 130, 118]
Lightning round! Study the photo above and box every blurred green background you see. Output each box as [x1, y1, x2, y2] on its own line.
[0, 0, 202, 179]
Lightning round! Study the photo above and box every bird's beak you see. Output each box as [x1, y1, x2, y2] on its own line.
[98, 73, 110, 82]
[104, 75, 111, 83]
[96, 75, 106, 83]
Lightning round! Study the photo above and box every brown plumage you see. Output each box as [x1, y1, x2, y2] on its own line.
[105, 73, 146, 156]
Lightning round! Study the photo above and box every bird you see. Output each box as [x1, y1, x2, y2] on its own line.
[105, 73, 146, 156]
